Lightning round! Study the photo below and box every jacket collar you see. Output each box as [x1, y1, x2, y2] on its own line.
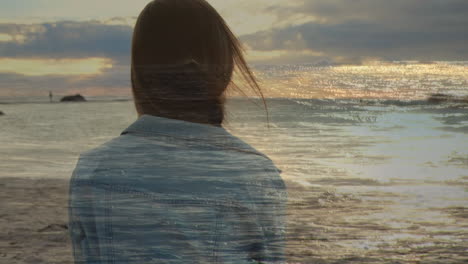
[121, 114, 269, 158]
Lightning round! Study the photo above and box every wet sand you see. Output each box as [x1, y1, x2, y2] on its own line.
[0, 178, 72, 264]
[1, 177, 466, 264]
[284, 181, 468, 264]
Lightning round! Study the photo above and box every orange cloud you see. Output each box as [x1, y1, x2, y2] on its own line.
[0, 57, 113, 76]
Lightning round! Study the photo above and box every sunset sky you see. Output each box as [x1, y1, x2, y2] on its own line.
[0, 0, 467, 97]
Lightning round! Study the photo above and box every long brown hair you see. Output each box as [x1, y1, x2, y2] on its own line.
[131, 0, 267, 126]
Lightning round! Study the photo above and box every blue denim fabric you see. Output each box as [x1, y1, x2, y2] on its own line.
[68, 114, 288, 263]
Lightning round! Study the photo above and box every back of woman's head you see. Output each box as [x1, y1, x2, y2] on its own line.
[131, 0, 265, 126]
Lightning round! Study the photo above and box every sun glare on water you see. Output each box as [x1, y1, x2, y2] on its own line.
[249, 62, 468, 99]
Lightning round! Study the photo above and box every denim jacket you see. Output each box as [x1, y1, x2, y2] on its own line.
[68, 114, 288, 264]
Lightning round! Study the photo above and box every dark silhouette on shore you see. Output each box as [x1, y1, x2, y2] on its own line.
[0, 110, 4, 116]
[60, 94, 86, 102]
[49, 91, 53, 103]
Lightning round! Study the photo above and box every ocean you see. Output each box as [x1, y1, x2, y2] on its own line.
[0, 62, 467, 262]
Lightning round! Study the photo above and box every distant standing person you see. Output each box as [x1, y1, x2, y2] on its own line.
[68, 0, 288, 263]
[49, 91, 53, 103]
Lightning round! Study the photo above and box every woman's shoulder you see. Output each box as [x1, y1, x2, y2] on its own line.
[72, 136, 130, 178]
[74, 130, 282, 184]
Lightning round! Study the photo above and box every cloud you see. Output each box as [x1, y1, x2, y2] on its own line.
[0, 57, 113, 76]
[1, 1, 467, 96]
[265, 0, 468, 26]
[0, 63, 131, 97]
[243, 0, 468, 64]
[0, 20, 132, 59]
[0, 20, 133, 96]
[0, 0, 306, 36]
[3, 1, 466, 65]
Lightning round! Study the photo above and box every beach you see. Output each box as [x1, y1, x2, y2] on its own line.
[0, 0, 467, 259]
[1, 176, 466, 264]
[0, 71, 467, 263]
[0, 177, 72, 264]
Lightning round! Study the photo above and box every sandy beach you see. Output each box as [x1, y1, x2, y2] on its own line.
[0, 177, 72, 264]
[1, 177, 466, 264]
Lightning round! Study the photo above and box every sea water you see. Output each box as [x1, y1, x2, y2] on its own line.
[0, 62, 467, 262]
